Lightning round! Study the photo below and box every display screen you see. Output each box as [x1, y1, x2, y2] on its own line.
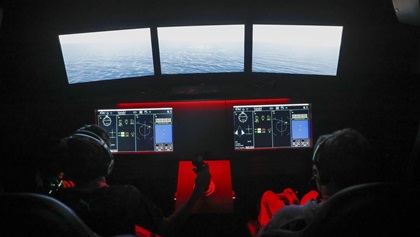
[59, 28, 154, 84]
[252, 24, 343, 76]
[233, 103, 311, 150]
[96, 108, 173, 153]
[158, 24, 245, 74]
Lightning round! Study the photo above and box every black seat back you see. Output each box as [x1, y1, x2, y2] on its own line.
[302, 182, 419, 237]
[0, 192, 100, 237]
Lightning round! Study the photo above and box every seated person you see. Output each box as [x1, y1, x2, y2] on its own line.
[257, 128, 378, 236]
[49, 124, 211, 237]
[37, 125, 108, 194]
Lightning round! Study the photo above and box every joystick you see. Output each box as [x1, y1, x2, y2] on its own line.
[192, 152, 215, 196]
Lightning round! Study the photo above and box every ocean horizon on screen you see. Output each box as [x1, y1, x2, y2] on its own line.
[59, 28, 154, 84]
[160, 42, 244, 74]
[61, 43, 154, 84]
[252, 43, 341, 76]
[252, 24, 343, 76]
[158, 24, 245, 75]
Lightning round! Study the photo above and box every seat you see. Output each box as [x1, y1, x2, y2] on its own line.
[0, 192, 145, 237]
[0, 192, 101, 237]
[258, 182, 420, 237]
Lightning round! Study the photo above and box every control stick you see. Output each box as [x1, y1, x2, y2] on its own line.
[192, 152, 215, 196]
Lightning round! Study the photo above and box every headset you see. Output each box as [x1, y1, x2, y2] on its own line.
[68, 125, 114, 177]
[47, 125, 113, 195]
[311, 134, 334, 184]
[76, 124, 111, 147]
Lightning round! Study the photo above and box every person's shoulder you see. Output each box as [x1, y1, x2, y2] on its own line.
[103, 184, 142, 195]
[260, 203, 316, 235]
[273, 204, 306, 219]
[301, 199, 320, 222]
[94, 185, 145, 205]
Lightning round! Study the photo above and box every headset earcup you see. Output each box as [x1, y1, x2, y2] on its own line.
[317, 165, 331, 185]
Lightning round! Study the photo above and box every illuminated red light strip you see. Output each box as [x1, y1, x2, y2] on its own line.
[117, 98, 291, 109]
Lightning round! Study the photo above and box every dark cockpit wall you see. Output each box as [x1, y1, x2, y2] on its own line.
[0, 0, 420, 235]
[392, 0, 420, 188]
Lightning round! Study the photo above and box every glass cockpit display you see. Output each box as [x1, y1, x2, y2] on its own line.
[233, 103, 311, 150]
[96, 108, 173, 153]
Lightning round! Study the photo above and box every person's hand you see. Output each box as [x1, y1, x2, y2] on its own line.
[61, 180, 75, 188]
[278, 188, 299, 205]
[192, 162, 211, 194]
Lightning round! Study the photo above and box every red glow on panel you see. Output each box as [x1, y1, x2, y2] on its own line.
[135, 225, 160, 237]
[117, 98, 291, 110]
[175, 160, 234, 214]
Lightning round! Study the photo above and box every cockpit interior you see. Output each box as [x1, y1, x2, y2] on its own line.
[1, 0, 419, 236]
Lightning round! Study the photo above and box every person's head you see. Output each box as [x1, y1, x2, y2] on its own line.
[312, 128, 377, 193]
[54, 125, 114, 185]
[75, 124, 111, 147]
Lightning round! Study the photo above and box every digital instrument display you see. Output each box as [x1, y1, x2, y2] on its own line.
[233, 103, 311, 150]
[96, 108, 173, 153]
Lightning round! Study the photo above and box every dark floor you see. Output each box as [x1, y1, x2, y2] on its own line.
[176, 213, 250, 237]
